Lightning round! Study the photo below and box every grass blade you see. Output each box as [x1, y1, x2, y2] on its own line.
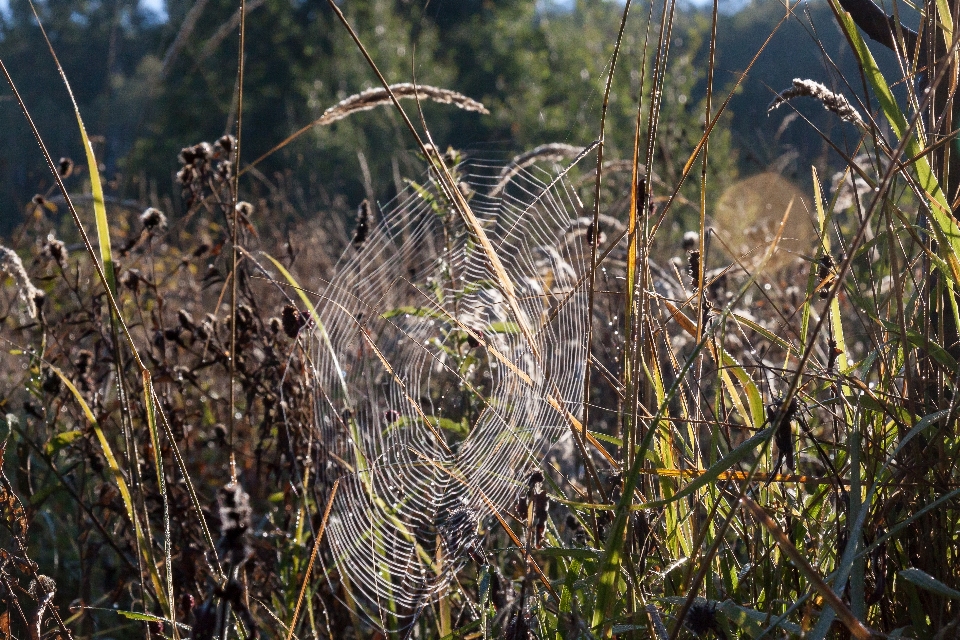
[50, 366, 168, 614]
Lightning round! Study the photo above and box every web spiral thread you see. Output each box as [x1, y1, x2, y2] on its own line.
[306, 161, 591, 625]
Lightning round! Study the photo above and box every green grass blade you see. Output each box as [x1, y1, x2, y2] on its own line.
[834, 3, 960, 276]
[51, 366, 168, 613]
[261, 251, 351, 406]
[26, 0, 116, 296]
[142, 374, 176, 629]
[900, 569, 960, 600]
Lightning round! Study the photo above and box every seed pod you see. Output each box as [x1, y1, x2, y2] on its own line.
[769, 396, 798, 472]
[140, 207, 168, 232]
[817, 254, 836, 299]
[353, 199, 371, 249]
[58, 157, 74, 177]
[178, 309, 196, 332]
[688, 250, 701, 289]
[281, 304, 305, 338]
[827, 337, 843, 373]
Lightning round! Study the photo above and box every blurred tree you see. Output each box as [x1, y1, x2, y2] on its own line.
[0, 0, 162, 228]
[0, 0, 739, 234]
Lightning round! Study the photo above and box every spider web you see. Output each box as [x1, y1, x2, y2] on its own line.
[306, 159, 592, 625]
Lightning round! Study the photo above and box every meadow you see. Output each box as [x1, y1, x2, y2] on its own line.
[1, 0, 960, 638]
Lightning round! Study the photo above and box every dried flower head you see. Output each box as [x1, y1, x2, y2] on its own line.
[42, 233, 68, 269]
[195, 315, 215, 341]
[235, 201, 254, 219]
[236, 303, 255, 333]
[281, 304, 306, 338]
[28, 575, 57, 640]
[215, 134, 236, 158]
[768, 78, 865, 128]
[58, 157, 74, 177]
[120, 268, 142, 292]
[217, 481, 252, 566]
[216, 160, 233, 182]
[178, 309, 196, 332]
[683, 230, 699, 251]
[353, 199, 370, 250]
[29, 575, 56, 599]
[140, 207, 168, 232]
[75, 349, 94, 376]
[179, 142, 213, 167]
[0, 244, 43, 318]
[176, 165, 194, 185]
[684, 599, 722, 637]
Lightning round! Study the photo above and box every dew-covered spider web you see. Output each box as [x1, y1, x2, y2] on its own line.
[304, 157, 594, 626]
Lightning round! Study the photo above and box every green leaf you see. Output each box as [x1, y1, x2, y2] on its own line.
[29, 482, 63, 507]
[44, 429, 82, 456]
[488, 321, 521, 334]
[51, 366, 168, 612]
[380, 306, 446, 320]
[717, 600, 802, 636]
[85, 607, 192, 632]
[899, 569, 960, 600]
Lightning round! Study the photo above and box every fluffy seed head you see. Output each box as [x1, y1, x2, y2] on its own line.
[235, 201, 254, 218]
[769, 78, 865, 128]
[58, 157, 74, 177]
[42, 233, 68, 268]
[0, 244, 43, 318]
[217, 481, 252, 565]
[281, 304, 305, 338]
[140, 207, 168, 232]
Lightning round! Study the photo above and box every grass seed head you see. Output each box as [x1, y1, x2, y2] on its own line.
[768, 78, 865, 128]
[0, 244, 43, 318]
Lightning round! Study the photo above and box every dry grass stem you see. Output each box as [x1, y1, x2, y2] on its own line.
[490, 143, 586, 196]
